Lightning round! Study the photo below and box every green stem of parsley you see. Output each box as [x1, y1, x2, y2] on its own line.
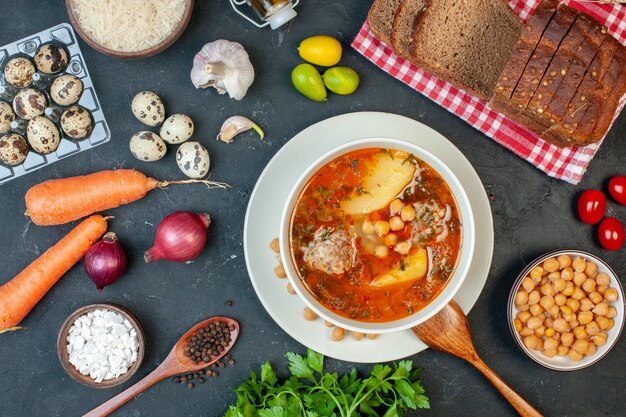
[347, 375, 401, 415]
[309, 384, 346, 417]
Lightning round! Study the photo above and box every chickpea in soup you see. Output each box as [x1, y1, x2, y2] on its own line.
[289, 148, 461, 322]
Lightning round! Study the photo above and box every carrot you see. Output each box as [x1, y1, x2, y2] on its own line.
[25, 169, 229, 226]
[0, 215, 108, 333]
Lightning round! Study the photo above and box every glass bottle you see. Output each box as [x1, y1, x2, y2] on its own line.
[229, 0, 298, 29]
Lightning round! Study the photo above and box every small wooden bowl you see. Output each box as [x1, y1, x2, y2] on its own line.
[57, 303, 146, 389]
[65, 0, 194, 59]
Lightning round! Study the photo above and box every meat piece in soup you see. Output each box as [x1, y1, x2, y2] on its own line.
[303, 228, 355, 275]
[289, 148, 461, 322]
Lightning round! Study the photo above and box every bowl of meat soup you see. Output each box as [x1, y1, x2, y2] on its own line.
[279, 138, 475, 334]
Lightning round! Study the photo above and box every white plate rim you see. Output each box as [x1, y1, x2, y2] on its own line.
[243, 112, 494, 363]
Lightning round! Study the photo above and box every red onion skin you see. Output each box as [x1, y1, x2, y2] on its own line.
[84, 232, 127, 291]
[144, 212, 211, 263]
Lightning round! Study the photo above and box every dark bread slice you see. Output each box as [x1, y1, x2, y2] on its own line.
[541, 36, 620, 146]
[522, 13, 599, 131]
[391, 0, 426, 58]
[587, 48, 626, 142]
[492, 0, 559, 109]
[409, 0, 522, 100]
[368, 0, 404, 45]
[508, 5, 578, 114]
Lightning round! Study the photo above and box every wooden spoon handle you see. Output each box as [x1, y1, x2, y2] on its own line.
[82, 364, 172, 417]
[469, 355, 543, 417]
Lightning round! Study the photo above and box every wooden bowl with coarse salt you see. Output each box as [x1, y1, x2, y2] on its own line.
[66, 0, 194, 59]
[57, 303, 145, 388]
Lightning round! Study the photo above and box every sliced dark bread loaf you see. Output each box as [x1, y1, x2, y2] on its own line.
[508, 5, 578, 114]
[368, 0, 404, 45]
[541, 36, 620, 146]
[391, 0, 426, 58]
[409, 0, 522, 100]
[491, 0, 560, 111]
[522, 13, 599, 130]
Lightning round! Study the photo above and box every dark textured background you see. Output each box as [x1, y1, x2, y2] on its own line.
[1, 1, 625, 416]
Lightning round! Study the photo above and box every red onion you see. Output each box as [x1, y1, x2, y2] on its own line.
[144, 212, 211, 263]
[84, 232, 127, 291]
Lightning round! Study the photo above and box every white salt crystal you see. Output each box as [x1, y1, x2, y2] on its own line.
[108, 354, 122, 369]
[74, 336, 85, 350]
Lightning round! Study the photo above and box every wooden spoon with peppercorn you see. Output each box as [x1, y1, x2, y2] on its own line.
[83, 317, 239, 417]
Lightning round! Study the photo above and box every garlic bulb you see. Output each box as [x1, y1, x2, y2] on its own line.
[217, 116, 264, 143]
[191, 40, 255, 100]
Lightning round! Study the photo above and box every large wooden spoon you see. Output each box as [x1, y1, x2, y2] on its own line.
[412, 301, 543, 417]
[83, 317, 239, 417]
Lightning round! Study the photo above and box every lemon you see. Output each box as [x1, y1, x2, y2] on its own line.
[291, 63, 327, 102]
[322, 67, 360, 95]
[298, 35, 343, 67]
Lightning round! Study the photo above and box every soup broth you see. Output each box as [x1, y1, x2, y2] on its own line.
[289, 148, 462, 322]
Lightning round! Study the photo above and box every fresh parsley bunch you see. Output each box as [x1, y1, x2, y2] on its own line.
[223, 349, 429, 417]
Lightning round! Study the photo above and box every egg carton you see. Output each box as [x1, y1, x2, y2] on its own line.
[0, 23, 110, 185]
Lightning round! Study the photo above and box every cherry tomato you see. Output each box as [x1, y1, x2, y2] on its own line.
[608, 176, 626, 205]
[598, 217, 625, 251]
[577, 190, 606, 224]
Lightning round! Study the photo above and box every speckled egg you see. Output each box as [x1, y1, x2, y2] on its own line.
[34, 44, 68, 74]
[176, 141, 210, 179]
[131, 91, 165, 126]
[160, 114, 194, 144]
[0, 133, 28, 166]
[13, 88, 47, 120]
[0, 101, 15, 134]
[50, 74, 83, 106]
[130, 131, 166, 162]
[3, 57, 35, 88]
[27, 116, 60, 154]
[60, 105, 93, 140]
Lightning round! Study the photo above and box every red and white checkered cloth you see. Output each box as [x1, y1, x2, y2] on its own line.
[352, 0, 626, 184]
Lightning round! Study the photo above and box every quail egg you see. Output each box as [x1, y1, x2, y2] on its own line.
[3, 57, 35, 88]
[60, 105, 93, 140]
[0, 133, 28, 166]
[0, 101, 15, 134]
[130, 131, 166, 161]
[50, 74, 83, 106]
[160, 114, 194, 144]
[34, 44, 68, 74]
[131, 91, 165, 126]
[27, 116, 60, 154]
[176, 141, 210, 179]
[13, 88, 47, 120]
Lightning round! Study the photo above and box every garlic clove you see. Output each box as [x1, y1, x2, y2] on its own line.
[217, 116, 264, 143]
[191, 40, 255, 101]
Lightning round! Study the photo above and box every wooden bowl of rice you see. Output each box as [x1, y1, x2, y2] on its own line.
[66, 0, 194, 59]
